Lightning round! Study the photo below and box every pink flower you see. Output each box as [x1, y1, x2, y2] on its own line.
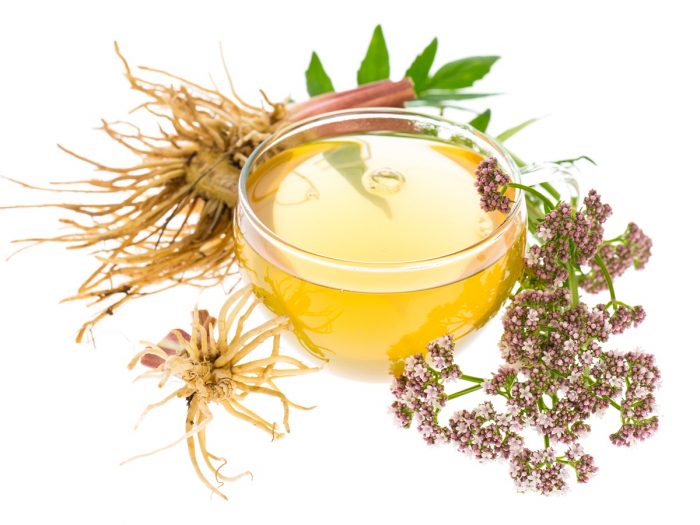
[475, 157, 513, 213]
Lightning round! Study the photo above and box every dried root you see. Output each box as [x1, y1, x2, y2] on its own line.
[4, 43, 415, 341]
[20, 44, 285, 342]
[124, 284, 318, 500]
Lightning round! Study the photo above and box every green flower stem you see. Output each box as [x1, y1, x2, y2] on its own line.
[537, 396, 547, 411]
[605, 299, 632, 310]
[506, 182, 555, 212]
[447, 384, 482, 400]
[460, 374, 485, 383]
[536, 396, 552, 448]
[427, 367, 441, 379]
[548, 367, 567, 379]
[568, 262, 579, 307]
[601, 235, 625, 245]
[584, 376, 622, 411]
[594, 253, 617, 308]
[603, 395, 622, 411]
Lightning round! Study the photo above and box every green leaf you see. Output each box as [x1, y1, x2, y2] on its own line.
[507, 148, 527, 168]
[469, 109, 491, 132]
[426, 56, 499, 90]
[553, 155, 597, 166]
[415, 91, 499, 102]
[496, 118, 539, 142]
[405, 37, 437, 94]
[305, 52, 335, 97]
[357, 25, 390, 85]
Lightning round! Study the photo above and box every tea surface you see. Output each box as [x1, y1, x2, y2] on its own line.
[246, 134, 499, 262]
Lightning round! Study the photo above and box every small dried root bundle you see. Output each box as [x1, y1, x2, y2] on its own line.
[8, 43, 415, 341]
[124, 284, 319, 500]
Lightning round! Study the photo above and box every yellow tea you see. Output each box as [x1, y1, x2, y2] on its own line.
[235, 133, 525, 366]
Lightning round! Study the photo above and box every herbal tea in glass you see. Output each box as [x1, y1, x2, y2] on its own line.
[235, 109, 526, 369]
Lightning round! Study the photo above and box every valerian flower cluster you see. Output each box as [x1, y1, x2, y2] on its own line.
[581, 222, 652, 293]
[390, 158, 659, 495]
[475, 156, 513, 213]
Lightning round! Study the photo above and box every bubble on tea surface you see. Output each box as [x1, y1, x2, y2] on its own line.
[362, 167, 405, 195]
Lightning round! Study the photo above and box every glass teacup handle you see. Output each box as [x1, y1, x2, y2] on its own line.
[519, 161, 581, 204]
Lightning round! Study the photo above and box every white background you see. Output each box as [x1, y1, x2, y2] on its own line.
[1, 0, 698, 522]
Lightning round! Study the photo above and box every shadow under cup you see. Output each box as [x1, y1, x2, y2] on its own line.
[234, 109, 526, 374]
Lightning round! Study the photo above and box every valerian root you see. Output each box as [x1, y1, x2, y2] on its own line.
[3, 43, 415, 341]
[122, 284, 319, 500]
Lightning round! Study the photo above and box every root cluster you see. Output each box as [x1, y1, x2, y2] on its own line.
[20, 44, 286, 341]
[125, 284, 318, 499]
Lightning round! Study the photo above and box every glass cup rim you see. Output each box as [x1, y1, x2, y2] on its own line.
[237, 107, 523, 273]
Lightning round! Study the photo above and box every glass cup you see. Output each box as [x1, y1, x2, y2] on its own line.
[234, 109, 528, 375]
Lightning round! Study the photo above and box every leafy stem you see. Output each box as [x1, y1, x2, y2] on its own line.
[605, 299, 632, 310]
[594, 253, 617, 308]
[536, 396, 552, 448]
[447, 384, 482, 400]
[460, 374, 485, 383]
[552, 155, 597, 167]
[601, 234, 625, 245]
[568, 261, 579, 307]
[506, 182, 555, 212]
[539, 181, 561, 201]
[604, 396, 622, 411]
[585, 375, 622, 411]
